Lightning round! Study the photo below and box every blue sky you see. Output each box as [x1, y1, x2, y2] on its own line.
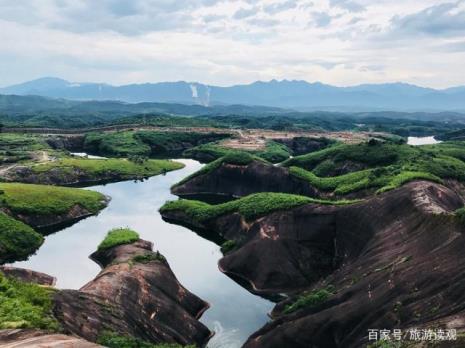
[0, 0, 464, 88]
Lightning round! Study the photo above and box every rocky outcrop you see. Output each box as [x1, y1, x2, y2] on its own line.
[274, 137, 334, 156]
[163, 181, 465, 347]
[4, 166, 148, 186]
[53, 239, 212, 347]
[46, 135, 86, 151]
[172, 160, 319, 200]
[0, 239, 211, 347]
[0, 329, 101, 348]
[3, 203, 107, 233]
[0, 266, 56, 286]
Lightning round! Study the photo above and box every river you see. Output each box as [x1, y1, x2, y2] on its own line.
[13, 159, 273, 348]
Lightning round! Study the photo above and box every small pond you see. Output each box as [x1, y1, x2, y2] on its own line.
[407, 136, 442, 146]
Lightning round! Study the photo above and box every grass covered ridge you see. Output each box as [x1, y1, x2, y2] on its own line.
[175, 151, 262, 187]
[98, 228, 140, 251]
[31, 157, 184, 178]
[0, 183, 106, 216]
[284, 141, 465, 195]
[0, 133, 49, 152]
[0, 133, 50, 165]
[0, 272, 59, 330]
[184, 140, 291, 164]
[160, 192, 357, 224]
[0, 212, 44, 263]
[290, 166, 441, 195]
[84, 130, 228, 157]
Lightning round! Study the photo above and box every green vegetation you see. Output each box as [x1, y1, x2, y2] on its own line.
[161, 192, 356, 224]
[220, 240, 237, 254]
[436, 129, 465, 141]
[255, 141, 291, 163]
[0, 133, 49, 151]
[0, 183, 106, 216]
[175, 151, 262, 186]
[290, 166, 441, 195]
[455, 207, 465, 225]
[97, 331, 194, 348]
[85, 131, 150, 157]
[284, 141, 465, 195]
[284, 142, 407, 170]
[132, 252, 166, 264]
[184, 140, 291, 164]
[32, 157, 184, 179]
[0, 133, 49, 164]
[0, 272, 59, 330]
[2, 93, 463, 134]
[98, 228, 140, 251]
[283, 285, 335, 314]
[183, 143, 231, 162]
[84, 131, 228, 158]
[0, 212, 43, 264]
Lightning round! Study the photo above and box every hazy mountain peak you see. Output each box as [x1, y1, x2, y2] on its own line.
[1, 77, 464, 111]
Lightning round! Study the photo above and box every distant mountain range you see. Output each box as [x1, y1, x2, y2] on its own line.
[1, 77, 465, 112]
[0, 94, 287, 118]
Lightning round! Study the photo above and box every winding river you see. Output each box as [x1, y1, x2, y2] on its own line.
[13, 159, 273, 348]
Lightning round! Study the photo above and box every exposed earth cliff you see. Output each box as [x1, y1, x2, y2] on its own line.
[2, 158, 184, 186]
[172, 159, 318, 200]
[0, 183, 108, 263]
[163, 179, 465, 347]
[0, 231, 211, 347]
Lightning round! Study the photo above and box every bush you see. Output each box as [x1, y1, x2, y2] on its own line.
[0, 273, 59, 330]
[220, 240, 237, 254]
[455, 207, 465, 225]
[0, 212, 44, 264]
[283, 285, 335, 314]
[98, 228, 140, 251]
[132, 252, 166, 264]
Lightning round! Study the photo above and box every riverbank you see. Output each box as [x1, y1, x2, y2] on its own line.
[12, 159, 273, 348]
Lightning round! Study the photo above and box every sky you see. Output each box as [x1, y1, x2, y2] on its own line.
[0, 0, 464, 88]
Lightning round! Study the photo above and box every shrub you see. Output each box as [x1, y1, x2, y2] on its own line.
[0, 212, 44, 264]
[220, 240, 237, 254]
[98, 228, 140, 251]
[0, 273, 59, 330]
[132, 252, 166, 264]
[455, 207, 465, 225]
[283, 285, 335, 314]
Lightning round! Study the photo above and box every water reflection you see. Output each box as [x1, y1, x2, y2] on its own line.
[407, 136, 441, 146]
[14, 159, 273, 347]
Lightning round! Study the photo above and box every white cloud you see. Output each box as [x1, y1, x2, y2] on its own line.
[0, 0, 463, 88]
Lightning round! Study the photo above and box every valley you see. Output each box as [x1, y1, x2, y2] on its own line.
[2, 1, 465, 346]
[2, 112, 465, 348]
